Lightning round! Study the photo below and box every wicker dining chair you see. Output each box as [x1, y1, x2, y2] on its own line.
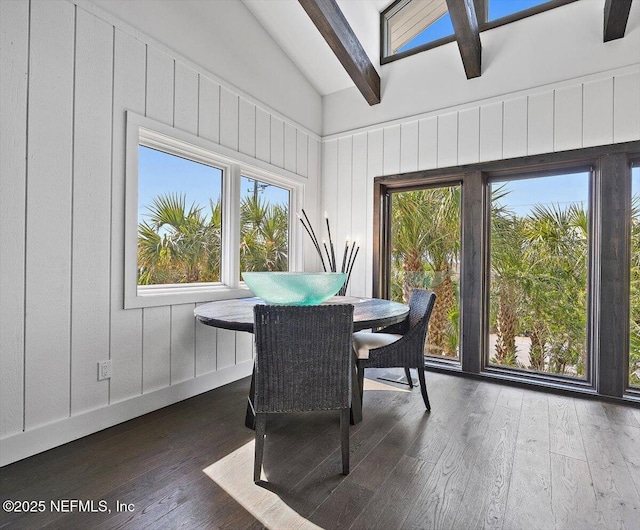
[252, 304, 354, 483]
[352, 289, 436, 410]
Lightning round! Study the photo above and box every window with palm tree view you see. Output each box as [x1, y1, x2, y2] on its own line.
[137, 147, 290, 288]
[630, 165, 640, 389]
[488, 171, 589, 379]
[390, 185, 461, 361]
[239, 176, 289, 278]
[137, 145, 223, 285]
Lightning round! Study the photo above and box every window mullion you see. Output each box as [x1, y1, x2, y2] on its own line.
[596, 153, 631, 397]
[223, 163, 242, 289]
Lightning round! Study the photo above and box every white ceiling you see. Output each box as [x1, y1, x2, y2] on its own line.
[242, 0, 390, 96]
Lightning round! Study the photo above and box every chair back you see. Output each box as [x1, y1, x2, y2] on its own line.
[253, 304, 354, 414]
[407, 289, 437, 342]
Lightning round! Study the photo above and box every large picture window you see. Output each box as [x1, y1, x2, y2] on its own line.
[124, 112, 302, 308]
[375, 141, 640, 401]
[488, 171, 590, 380]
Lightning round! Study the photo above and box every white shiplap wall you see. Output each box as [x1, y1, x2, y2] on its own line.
[323, 68, 640, 299]
[0, 0, 321, 465]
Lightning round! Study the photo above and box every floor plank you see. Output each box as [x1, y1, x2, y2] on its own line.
[548, 394, 587, 461]
[503, 390, 553, 530]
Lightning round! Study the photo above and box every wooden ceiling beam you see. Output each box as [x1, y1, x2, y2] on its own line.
[298, 0, 381, 105]
[445, 0, 482, 79]
[604, 0, 633, 42]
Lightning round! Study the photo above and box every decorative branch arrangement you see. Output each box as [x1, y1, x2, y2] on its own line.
[297, 209, 359, 296]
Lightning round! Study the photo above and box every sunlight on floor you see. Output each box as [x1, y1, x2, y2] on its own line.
[203, 440, 323, 529]
[363, 377, 411, 392]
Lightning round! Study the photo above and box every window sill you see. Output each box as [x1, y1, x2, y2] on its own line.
[124, 283, 254, 309]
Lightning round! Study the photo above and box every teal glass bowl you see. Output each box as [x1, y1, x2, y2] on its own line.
[242, 272, 347, 305]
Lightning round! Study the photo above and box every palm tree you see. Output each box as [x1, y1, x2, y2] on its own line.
[519, 203, 588, 376]
[138, 193, 221, 285]
[240, 195, 288, 273]
[391, 187, 461, 357]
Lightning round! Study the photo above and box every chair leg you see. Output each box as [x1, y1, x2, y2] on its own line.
[254, 413, 267, 483]
[404, 367, 414, 388]
[356, 359, 366, 403]
[340, 408, 350, 475]
[417, 367, 431, 411]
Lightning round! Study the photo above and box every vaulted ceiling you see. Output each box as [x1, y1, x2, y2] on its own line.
[243, 0, 635, 105]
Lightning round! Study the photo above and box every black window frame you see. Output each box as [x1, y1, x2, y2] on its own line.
[374, 140, 640, 403]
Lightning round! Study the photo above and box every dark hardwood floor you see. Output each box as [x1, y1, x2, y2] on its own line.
[1, 370, 639, 529]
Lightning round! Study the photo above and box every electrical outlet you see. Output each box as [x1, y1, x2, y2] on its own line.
[98, 360, 112, 381]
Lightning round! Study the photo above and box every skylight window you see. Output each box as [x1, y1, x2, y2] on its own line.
[381, 0, 577, 64]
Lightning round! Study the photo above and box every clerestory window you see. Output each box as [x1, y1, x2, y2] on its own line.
[381, 0, 577, 63]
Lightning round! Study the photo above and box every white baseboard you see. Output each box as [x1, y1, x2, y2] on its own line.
[0, 362, 253, 467]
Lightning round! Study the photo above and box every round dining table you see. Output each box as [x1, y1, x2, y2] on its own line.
[194, 295, 409, 428]
[194, 295, 409, 333]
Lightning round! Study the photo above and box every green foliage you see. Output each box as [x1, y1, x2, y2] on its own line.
[137, 192, 288, 285]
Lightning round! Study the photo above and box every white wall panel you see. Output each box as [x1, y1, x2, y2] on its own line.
[400, 121, 419, 174]
[614, 72, 640, 143]
[270, 116, 284, 168]
[170, 304, 196, 384]
[284, 122, 297, 173]
[174, 63, 198, 135]
[583, 78, 614, 148]
[71, 8, 113, 416]
[195, 310, 217, 376]
[216, 329, 237, 370]
[418, 117, 438, 170]
[142, 306, 171, 393]
[479, 102, 503, 162]
[503, 96, 528, 159]
[238, 98, 256, 157]
[350, 133, 368, 297]
[198, 76, 220, 144]
[0, 0, 28, 438]
[255, 107, 271, 163]
[145, 46, 174, 125]
[110, 29, 145, 405]
[366, 129, 384, 297]
[297, 130, 308, 178]
[458, 107, 480, 165]
[337, 136, 353, 289]
[235, 332, 254, 365]
[437, 112, 458, 168]
[554, 85, 583, 152]
[527, 91, 554, 155]
[220, 86, 239, 150]
[24, 0, 75, 430]
[383, 124, 401, 176]
[323, 139, 339, 244]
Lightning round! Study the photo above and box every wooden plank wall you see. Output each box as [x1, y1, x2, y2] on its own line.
[0, 0, 321, 456]
[323, 69, 640, 298]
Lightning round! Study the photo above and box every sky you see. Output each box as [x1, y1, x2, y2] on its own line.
[491, 171, 589, 217]
[138, 146, 288, 225]
[398, 0, 551, 54]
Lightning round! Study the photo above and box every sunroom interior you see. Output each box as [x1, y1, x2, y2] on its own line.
[1, 0, 639, 528]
